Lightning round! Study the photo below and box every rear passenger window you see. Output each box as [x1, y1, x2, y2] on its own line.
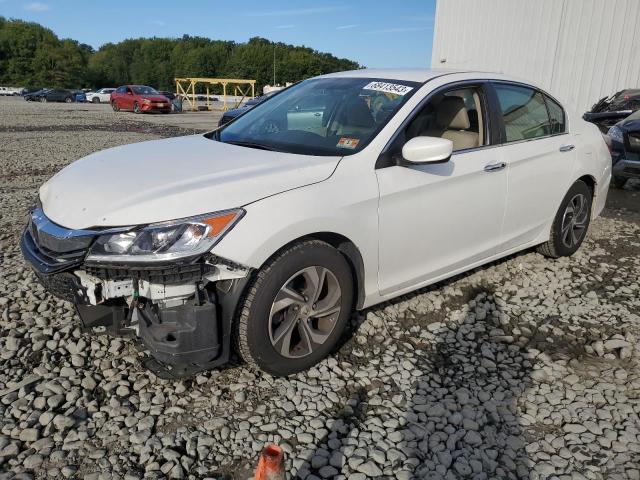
[494, 84, 551, 142]
[545, 96, 565, 134]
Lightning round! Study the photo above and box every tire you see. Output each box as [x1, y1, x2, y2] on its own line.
[39, 96, 46, 103]
[133, 101, 141, 114]
[612, 176, 628, 189]
[537, 180, 592, 258]
[111, 101, 119, 112]
[65, 96, 73, 103]
[235, 240, 354, 376]
[92, 97, 100, 104]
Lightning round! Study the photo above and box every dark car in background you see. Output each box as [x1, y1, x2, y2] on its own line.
[606, 110, 640, 188]
[23, 88, 50, 101]
[39, 88, 76, 103]
[217, 91, 276, 127]
[584, 89, 640, 132]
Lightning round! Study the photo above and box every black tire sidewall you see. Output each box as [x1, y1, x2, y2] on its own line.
[133, 102, 140, 113]
[243, 243, 354, 376]
[111, 101, 119, 111]
[550, 181, 592, 257]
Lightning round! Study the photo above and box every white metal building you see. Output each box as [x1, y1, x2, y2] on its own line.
[431, 0, 640, 113]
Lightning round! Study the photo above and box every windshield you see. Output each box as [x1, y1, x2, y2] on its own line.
[216, 77, 419, 156]
[132, 86, 159, 95]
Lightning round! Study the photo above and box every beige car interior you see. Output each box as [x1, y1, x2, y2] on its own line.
[407, 88, 485, 151]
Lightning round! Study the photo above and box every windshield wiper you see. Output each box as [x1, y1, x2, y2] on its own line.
[224, 140, 278, 151]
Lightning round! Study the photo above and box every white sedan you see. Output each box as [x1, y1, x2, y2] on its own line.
[22, 69, 611, 377]
[85, 88, 116, 103]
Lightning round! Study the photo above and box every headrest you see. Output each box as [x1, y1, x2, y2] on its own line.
[437, 96, 471, 130]
[344, 97, 376, 128]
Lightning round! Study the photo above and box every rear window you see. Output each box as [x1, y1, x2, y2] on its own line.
[545, 96, 566, 134]
[494, 84, 551, 142]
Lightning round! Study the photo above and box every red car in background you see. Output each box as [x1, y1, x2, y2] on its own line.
[110, 85, 171, 114]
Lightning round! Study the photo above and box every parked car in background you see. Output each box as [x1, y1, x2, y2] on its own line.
[39, 88, 76, 103]
[0, 87, 12, 96]
[23, 88, 51, 101]
[606, 109, 640, 188]
[22, 70, 611, 377]
[218, 91, 277, 126]
[584, 89, 640, 132]
[110, 85, 171, 113]
[86, 88, 116, 103]
[73, 90, 86, 103]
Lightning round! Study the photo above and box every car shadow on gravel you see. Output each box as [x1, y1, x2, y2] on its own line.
[298, 288, 534, 479]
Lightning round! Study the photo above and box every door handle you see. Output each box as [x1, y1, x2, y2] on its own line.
[484, 162, 506, 172]
[559, 144, 575, 152]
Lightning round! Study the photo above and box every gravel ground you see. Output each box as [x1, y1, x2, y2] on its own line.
[0, 96, 639, 480]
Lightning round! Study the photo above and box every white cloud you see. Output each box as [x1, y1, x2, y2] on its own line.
[247, 6, 348, 17]
[365, 27, 427, 34]
[275, 24, 295, 29]
[24, 2, 50, 12]
[336, 24, 358, 30]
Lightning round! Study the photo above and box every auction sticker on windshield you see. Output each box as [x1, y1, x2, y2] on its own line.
[363, 81, 413, 96]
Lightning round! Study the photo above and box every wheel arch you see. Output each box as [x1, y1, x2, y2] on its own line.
[253, 232, 366, 310]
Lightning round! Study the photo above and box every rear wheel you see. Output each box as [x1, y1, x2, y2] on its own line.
[537, 180, 592, 258]
[64, 96, 73, 103]
[235, 240, 354, 376]
[612, 176, 628, 189]
[133, 101, 141, 114]
[111, 101, 119, 112]
[92, 97, 100, 104]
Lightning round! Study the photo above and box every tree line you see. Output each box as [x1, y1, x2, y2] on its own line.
[0, 17, 361, 91]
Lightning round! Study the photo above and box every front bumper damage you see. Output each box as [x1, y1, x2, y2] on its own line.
[20, 218, 251, 378]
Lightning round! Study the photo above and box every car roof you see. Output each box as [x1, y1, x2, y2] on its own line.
[319, 68, 534, 86]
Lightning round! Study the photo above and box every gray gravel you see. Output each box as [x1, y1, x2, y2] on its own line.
[1, 96, 639, 479]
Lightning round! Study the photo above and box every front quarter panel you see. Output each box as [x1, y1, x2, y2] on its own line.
[211, 154, 380, 306]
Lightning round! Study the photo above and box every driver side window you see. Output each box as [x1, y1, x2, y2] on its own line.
[405, 86, 486, 152]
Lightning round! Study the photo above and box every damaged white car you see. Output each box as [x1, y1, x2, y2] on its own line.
[22, 69, 611, 377]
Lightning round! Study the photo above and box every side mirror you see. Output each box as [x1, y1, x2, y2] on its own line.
[401, 136, 453, 165]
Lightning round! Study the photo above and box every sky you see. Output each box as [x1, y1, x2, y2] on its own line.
[0, 0, 437, 68]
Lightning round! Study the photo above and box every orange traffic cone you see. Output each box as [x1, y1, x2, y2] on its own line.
[254, 444, 285, 480]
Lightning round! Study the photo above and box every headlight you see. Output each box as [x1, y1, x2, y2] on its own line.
[142, 98, 151, 104]
[86, 209, 244, 263]
[607, 126, 624, 144]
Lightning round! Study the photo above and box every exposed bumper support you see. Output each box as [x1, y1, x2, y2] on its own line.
[22, 223, 251, 378]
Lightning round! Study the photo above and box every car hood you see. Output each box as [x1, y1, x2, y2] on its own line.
[40, 135, 341, 229]
[140, 95, 169, 102]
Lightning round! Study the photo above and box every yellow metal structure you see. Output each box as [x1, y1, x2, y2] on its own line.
[175, 77, 256, 112]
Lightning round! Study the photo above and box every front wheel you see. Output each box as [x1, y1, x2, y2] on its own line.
[65, 96, 73, 103]
[111, 101, 119, 112]
[92, 97, 100, 104]
[133, 101, 141, 114]
[537, 180, 592, 258]
[39, 96, 47, 103]
[235, 240, 354, 376]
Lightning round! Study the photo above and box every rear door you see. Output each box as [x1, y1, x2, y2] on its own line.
[490, 82, 576, 251]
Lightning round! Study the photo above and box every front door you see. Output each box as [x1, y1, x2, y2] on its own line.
[376, 84, 507, 296]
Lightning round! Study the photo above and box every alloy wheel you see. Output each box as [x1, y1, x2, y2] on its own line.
[560, 193, 588, 248]
[268, 266, 342, 359]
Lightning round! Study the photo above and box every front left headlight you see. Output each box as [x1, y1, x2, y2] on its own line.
[86, 209, 244, 263]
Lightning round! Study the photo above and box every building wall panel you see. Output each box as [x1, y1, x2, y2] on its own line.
[432, 0, 640, 113]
